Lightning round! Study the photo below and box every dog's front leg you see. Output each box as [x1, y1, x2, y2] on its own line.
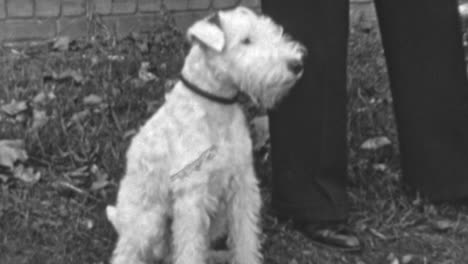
[172, 188, 210, 264]
[228, 166, 262, 264]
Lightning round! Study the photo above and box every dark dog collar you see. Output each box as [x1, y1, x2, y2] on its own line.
[180, 75, 239, 105]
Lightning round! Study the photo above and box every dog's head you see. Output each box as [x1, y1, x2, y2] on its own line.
[185, 6, 306, 108]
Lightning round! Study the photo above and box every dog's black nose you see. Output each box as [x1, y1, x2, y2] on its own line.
[287, 60, 304, 75]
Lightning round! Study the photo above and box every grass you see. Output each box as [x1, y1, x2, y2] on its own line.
[1, 11, 468, 264]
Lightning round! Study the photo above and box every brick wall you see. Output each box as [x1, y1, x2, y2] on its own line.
[0, 0, 375, 43]
[0, 0, 261, 43]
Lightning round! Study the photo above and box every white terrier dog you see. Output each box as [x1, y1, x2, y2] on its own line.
[107, 6, 305, 264]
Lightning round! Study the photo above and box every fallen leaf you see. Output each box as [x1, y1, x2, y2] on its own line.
[360, 136, 391, 150]
[15, 113, 28, 123]
[387, 253, 399, 264]
[1, 100, 29, 116]
[0, 172, 9, 182]
[68, 109, 90, 126]
[58, 69, 84, 84]
[64, 166, 88, 178]
[10, 48, 24, 57]
[83, 94, 103, 105]
[0, 140, 28, 169]
[32, 92, 47, 105]
[123, 129, 137, 140]
[138, 62, 158, 82]
[137, 41, 149, 53]
[369, 227, 387, 240]
[90, 164, 109, 191]
[108, 55, 125, 61]
[32, 91, 55, 105]
[30, 109, 48, 131]
[13, 164, 41, 184]
[412, 195, 423, 206]
[48, 91, 56, 100]
[53, 36, 71, 51]
[91, 179, 109, 191]
[388, 172, 401, 182]
[402, 255, 414, 264]
[82, 218, 94, 230]
[53, 180, 86, 195]
[90, 55, 99, 66]
[431, 219, 456, 232]
[372, 163, 388, 172]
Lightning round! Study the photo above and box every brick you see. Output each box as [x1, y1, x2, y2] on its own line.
[172, 11, 197, 31]
[112, 0, 137, 14]
[0, 0, 5, 19]
[101, 16, 118, 35]
[188, 0, 211, 10]
[164, 0, 189, 11]
[0, 19, 56, 42]
[239, 0, 260, 8]
[36, 0, 60, 17]
[63, 0, 86, 16]
[92, 0, 112, 15]
[191, 10, 210, 21]
[7, 0, 34, 17]
[139, 0, 163, 12]
[212, 0, 239, 9]
[113, 15, 161, 38]
[57, 16, 91, 39]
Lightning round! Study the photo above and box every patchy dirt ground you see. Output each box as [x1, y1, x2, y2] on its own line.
[1, 12, 468, 264]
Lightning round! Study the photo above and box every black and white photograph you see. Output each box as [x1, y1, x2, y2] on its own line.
[1, 1, 468, 263]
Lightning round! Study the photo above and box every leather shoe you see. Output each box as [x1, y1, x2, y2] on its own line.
[295, 222, 362, 252]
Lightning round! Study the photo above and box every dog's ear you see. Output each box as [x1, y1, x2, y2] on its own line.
[187, 12, 225, 52]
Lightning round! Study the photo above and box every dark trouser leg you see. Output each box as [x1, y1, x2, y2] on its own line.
[374, 0, 468, 201]
[262, 0, 350, 223]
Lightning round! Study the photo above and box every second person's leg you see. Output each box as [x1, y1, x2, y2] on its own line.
[374, 0, 468, 201]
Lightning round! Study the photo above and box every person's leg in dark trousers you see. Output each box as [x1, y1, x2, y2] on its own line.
[262, 0, 360, 250]
[374, 0, 468, 201]
[263, 0, 349, 224]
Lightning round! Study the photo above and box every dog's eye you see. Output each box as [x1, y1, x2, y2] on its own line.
[241, 38, 251, 45]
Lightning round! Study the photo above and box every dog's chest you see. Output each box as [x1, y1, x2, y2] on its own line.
[164, 98, 253, 195]
[202, 108, 253, 195]
[207, 110, 251, 168]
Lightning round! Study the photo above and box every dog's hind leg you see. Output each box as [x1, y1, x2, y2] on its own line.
[110, 205, 170, 264]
